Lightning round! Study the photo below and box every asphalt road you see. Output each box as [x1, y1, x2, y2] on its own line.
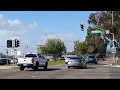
[0, 61, 120, 79]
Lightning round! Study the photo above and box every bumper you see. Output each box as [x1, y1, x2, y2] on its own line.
[68, 62, 83, 67]
[17, 64, 33, 67]
[86, 60, 96, 63]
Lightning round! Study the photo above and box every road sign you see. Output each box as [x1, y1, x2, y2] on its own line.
[91, 30, 102, 34]
[106, 30, 110, 34]
[111, 47, 117, 53]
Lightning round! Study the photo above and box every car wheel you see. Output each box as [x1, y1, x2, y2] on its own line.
[68, 66, 70, 69]
[20, 66, 25, 71]
[34, 62, 39, 70]
[44, 62, 48, 70]
[84, 65, 87, 69]
[95, 62, 98, 64]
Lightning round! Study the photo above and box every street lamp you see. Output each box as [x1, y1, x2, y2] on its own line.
[25, 44, 28, 54]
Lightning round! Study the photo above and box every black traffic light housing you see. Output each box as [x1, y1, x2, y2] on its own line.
[15, 39, 20, 47]
[7, 40, 12, 48]
[113, 41, 118, 47]
[80, 24, 84, 31]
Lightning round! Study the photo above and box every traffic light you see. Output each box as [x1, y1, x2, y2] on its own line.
[15, 39, 20, 47]
[7, 40, 12, 48]
[80, 24, 84, 31]
[113, 41, 118, 47]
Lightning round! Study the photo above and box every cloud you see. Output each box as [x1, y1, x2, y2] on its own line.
[0, 14, 37, 53]
[39, 32, 85, 52]
[8, 19, 21, 26]
[27, 21, 38, 29]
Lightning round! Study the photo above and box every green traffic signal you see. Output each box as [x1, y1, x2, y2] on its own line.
[80, 24, 84, 31]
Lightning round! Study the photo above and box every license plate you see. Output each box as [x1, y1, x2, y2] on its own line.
[23, 64, 27, 66]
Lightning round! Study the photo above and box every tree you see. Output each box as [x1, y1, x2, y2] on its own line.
[86, 11, 113, 55]
[40, 38, 66, 60]
[74, 41, 88, 55]
[39, 45, 47, 55]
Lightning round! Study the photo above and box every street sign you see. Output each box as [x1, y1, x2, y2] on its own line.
[91, 30, 102, 34]
[106, 30, 110, 34]
[111, 47, 117, 53]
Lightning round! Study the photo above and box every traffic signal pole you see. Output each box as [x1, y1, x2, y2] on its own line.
[12, 40, 14, 66]
[12, 39, 16, 66]
[111, 11, 116, 65]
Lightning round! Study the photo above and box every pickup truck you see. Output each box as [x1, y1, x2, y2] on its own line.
[16, 53, 48, 71]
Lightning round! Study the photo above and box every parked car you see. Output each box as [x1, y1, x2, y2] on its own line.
[65, 57, 71, 64]
[10, 59, 17, 64]
[0, 59, 11, 65]
[96, 54, 105, 61]
[58, 57, 65, 60]
[86, 55, 98, 64]
[67, 56, 87, 69]
[45, 56, 54, 61]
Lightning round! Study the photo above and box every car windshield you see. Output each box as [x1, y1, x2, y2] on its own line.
[69, 57, 81, 59]
[25, 54, 37, 57]
[89, 56, 95, 58]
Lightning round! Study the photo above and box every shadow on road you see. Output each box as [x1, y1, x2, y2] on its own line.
[26, 68, 62, 71]
[86, 67, 96, 69]
[70, 67, 96, 69]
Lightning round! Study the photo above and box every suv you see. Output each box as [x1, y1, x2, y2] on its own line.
[96, 54, 105, 61]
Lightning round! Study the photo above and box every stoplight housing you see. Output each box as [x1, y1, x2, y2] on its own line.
[113, 41, 118, 47]
[7, 40, 12, 48]
[80, 24, 84, 31]
[15, 39, 20, 47]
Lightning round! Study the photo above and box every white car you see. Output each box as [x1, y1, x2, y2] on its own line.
[65, 57, 71, 64]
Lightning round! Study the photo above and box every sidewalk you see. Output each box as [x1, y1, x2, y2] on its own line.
[100, 57, 115, 65]
[100, 57, 120, 67]
[0, 65, 18, 70]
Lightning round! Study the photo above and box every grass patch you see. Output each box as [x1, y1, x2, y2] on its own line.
[2, 64, 15, 66]
[48, 60, 65, 66]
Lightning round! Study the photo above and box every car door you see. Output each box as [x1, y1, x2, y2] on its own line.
[81, 57, 86, 66]
[37, 54, 44, 65]
[41, 56, 46, 65]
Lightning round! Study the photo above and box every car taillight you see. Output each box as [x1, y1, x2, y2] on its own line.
[68, 60, 71, 62]
[79, 59, 82, 62]
[32, 59, 34, 63]
[16, 58, 18, 63]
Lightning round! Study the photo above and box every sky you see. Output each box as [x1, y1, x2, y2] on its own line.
[0, 11, 97, 55]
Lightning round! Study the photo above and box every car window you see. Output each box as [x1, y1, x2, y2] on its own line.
[82, 57, 85, 61]
[89, 56, 95, 58]
[37, 54, 42, 58]
[69, 57, 82, 60]
[25, 54, 37, 57]
[41, 56, 45, 59]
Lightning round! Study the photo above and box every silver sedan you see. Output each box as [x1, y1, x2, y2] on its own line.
[67, 56, 87, 69]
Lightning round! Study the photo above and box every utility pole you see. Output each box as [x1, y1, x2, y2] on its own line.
[111, 11, 116, 65]
[24, 44, 28, 55]
[6, 49, 8, 65]
[12, 39, 15, 66]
